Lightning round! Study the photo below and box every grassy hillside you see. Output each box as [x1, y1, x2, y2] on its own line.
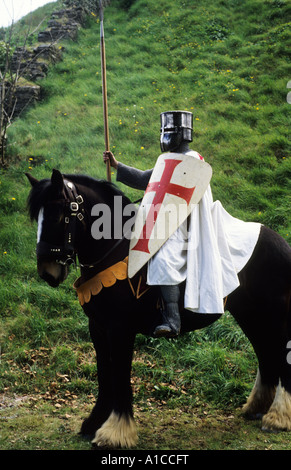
[4, 0, 291, 229]
[0, 0, 290, 450]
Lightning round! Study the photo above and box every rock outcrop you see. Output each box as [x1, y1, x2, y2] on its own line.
[11, 45, 63, 81]
[7, 5, 87, 117]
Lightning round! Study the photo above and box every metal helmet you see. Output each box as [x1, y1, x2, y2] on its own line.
[160, 110, 193, 152]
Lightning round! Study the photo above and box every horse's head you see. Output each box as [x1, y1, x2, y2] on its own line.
[26, 169, 85, 287]
[27, 169, 136, 287]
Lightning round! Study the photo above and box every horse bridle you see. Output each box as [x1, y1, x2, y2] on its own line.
[36, 178, 133, 269]
[36, 179, 85, 266]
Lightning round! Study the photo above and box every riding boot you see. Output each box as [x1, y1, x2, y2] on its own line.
[153, 285, 181, 338]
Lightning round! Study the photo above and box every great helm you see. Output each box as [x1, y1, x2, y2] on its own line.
[160, 110, 193, 152]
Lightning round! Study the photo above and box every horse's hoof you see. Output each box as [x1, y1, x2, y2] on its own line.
[261, 426, 279, 434]
[91, 411, 138, 449]
[91, 442, 112, 450]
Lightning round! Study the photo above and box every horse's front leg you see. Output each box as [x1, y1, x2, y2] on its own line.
[92, 325, 137, 448]
[82, 313, 137, 448]
[80, 318, 114, 439]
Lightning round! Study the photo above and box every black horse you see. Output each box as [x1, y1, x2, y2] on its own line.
[26, 169, 291, 448]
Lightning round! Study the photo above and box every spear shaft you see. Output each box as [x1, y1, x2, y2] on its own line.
[99, 1, 111, 181]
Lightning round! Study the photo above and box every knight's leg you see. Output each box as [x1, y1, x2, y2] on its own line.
[154, 284, 181, 338]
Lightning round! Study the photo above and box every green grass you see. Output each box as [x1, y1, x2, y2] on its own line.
[0, 0, 290, 450]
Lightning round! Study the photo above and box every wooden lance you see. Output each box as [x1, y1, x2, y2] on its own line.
[99, 1, 111, 181]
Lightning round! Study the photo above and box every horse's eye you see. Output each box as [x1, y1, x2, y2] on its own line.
[54, 212, 64, 224]
[46, 208, 64, 224]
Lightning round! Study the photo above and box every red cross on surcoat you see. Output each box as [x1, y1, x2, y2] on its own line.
[132, 158, 196, 254]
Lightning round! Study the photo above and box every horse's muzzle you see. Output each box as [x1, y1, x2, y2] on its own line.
[37, 259, 69, 287]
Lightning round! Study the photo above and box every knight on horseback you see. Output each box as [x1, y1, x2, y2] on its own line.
[26, 112, 291, 441]
[103, 110, 261, 338]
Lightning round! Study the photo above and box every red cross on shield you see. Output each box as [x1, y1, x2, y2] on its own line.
[128, 152, 212, 278]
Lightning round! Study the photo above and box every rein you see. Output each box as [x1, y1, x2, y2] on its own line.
[79, 197, 142, 269]
[79, 235, 127, 269]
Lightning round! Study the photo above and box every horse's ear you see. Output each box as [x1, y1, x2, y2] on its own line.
[25, 173, 39, 187]
[51, 169, 64, 191]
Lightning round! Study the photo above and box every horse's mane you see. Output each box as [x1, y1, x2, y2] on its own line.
[27, 173, 132, 221]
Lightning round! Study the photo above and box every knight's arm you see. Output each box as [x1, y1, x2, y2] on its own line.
[116, 162, 152, 190]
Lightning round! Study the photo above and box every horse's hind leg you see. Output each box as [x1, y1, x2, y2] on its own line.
[261, 308, 291, 431]
[261, 380, 291, 431]
[229, 227, 291, 430]
[227, 298, 279, 419]
[231, 294, 291, 431]
[240, 336, 279, 419]
[242, 369, 276, 419]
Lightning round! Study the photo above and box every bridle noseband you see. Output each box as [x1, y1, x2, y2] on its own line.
[36, 179, 85, 266]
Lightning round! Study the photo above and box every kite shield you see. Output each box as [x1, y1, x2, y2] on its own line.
[128, 152, 212, 278]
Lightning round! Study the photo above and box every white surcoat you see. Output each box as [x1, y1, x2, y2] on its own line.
[146, 150, 261, 314]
